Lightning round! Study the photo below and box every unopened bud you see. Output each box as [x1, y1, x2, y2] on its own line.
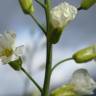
[19, 0, 34, 14]
[79, 0, 96, 10]
[73, 45, 96, 63]
[50, 84, 77, 96]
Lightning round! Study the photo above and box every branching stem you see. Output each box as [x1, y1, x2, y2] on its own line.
[51, 58, 73, 73]
[35, 0, 45, 9]
[30, 14, 46, 36]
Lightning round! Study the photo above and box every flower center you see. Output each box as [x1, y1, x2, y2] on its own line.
[1, 48, 13, 57]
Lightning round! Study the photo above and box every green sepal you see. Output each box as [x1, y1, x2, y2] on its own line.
[79, 0, 96, 10]
[8, 57, 22, 71]
[50, 28, 63, 44]
[73, 46, 96, 63]
[48, 23, 63, 44]
[50, 84, 80, 96]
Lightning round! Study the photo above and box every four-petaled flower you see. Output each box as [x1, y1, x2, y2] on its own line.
[0, 32, 24, 64]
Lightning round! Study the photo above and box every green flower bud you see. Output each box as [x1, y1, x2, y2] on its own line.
[79, 0, 96, 10]
[8, 57, 22, 71]
[73, 45, 96, 63]
[50, 84, 79, 96]
[19, 0, 34, 14]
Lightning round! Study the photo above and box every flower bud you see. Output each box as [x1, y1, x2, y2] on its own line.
[8, 57, 22, 71]
[19, 0, 34, 14]
[79, 0, 96, 10]
[50, 84, 78, 96]
[73, 45, 96, 63]
[50, 2, 77, 44]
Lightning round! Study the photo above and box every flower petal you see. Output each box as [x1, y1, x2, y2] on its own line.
[50, 2, 77, 28]
[0, 56, 12, 64]
[0, 34, 7, 49]
[14, 45, 24, 56]
[4, 31, 16, 47]
[0, 32, 16, 49]
[70, 69, 96, 95]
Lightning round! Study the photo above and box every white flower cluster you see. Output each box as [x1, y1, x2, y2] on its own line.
[70, 69, 96, 95]
[50, 2, 78, 29]
[0, 32, 24, 64]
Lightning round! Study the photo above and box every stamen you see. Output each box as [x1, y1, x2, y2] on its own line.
[1, 48, 13, 57]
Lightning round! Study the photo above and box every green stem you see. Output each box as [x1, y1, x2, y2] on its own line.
[30, 14, 46, 36]
[41, 41, 52, 96]
[35, 0, 45, 9]
[51, 58, 73, 73]
[21, 67, 42, 93]
[41, 1, 52, 96]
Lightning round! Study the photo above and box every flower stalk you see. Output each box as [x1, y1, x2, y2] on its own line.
[51, 57, 73, 73]
[21, 67, 42, 92]
[30, 14, 46, 36]
[35, 0, 45, 9]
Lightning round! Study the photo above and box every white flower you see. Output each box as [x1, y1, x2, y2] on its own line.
[70, 69, 96, 95]
[0, 32, 24, 64]
[50, 2, 78, 29]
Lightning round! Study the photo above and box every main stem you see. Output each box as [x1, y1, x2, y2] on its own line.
[41, 0, 52, 96]
[41, 41, 52, 96]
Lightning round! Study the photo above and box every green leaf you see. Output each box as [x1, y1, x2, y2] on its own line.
[8, 57, 22, 71]
[80, 0, 96, 10]
[50, 84, 80, 96]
